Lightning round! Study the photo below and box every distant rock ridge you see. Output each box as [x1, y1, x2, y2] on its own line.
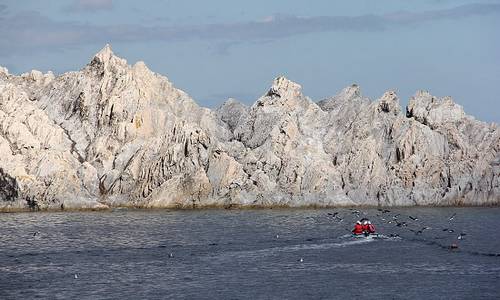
[0, 45, 498, 210]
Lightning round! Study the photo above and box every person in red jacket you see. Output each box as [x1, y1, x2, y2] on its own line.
[352, 220, 364, 235]
[363, 219, 376, 234]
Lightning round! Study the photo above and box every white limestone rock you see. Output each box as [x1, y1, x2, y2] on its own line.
[0, 44, 498, 210]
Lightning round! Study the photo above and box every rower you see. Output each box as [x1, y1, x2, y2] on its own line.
[362, 219, 376, 235]
[352, 220, 364, 235]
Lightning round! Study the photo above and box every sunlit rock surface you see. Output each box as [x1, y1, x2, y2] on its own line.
[1, 45, 498, 210]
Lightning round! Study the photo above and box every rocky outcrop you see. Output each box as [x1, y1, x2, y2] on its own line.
[0, 45, 498, 210]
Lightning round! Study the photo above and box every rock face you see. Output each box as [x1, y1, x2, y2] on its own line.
[0, 45, 498, 210]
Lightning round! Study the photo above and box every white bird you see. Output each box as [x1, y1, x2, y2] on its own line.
[299, 258, 304, 263]
[74, 274, 78, 279]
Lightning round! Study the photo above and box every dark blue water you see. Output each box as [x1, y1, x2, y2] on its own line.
[1, 207, 500, 299]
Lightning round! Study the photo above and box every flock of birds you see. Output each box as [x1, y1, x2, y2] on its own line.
[295, 209, 469, 263]
[324, 209, 467, 244]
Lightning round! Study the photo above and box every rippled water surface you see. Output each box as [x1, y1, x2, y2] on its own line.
[1, 207, 500, 299]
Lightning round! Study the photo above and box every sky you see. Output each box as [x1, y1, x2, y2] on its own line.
[0, 0, 499, 122]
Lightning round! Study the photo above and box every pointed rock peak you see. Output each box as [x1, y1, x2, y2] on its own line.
[94, 44, 114, 62]
[94, 44, 115, 62]
[339, 83, 362, 99]
[267, 76, 302, 98]
[218, 98, 248, 114]
[381, 90, 398, 101]
[317, 84, 366, 111]
[378, 90, 401, 115]
[89, 44, 127, 69]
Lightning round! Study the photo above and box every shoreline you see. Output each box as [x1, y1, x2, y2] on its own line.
[2, 202, 499, 213]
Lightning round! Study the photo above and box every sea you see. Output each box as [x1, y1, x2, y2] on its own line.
[1, 207, 500, 299]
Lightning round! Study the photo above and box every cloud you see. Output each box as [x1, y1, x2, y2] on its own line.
[64, 0, 113, 13]
[384, 2, 500, 23]
[0, 11, 104, 55]
[1, 3, 499, 57]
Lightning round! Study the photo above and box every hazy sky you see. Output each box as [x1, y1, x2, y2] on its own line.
[1, 0, 499, 122]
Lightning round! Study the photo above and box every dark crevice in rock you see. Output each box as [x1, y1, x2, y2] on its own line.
[0, 168, 19, 202]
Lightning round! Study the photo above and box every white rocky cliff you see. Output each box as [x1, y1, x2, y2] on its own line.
[0, 45, 498, 210]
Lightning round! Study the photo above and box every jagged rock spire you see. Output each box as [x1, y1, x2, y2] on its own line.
[378, 90, 401, 115]
[407, 90, 465, 127]
[94, 44, 114, 63]
[267, 76, 302, 98]
[88, 44, 127, 70]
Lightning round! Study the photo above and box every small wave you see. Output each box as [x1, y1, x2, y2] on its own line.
[339, 233, 401, 241]
[208, 238, 376, 261]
